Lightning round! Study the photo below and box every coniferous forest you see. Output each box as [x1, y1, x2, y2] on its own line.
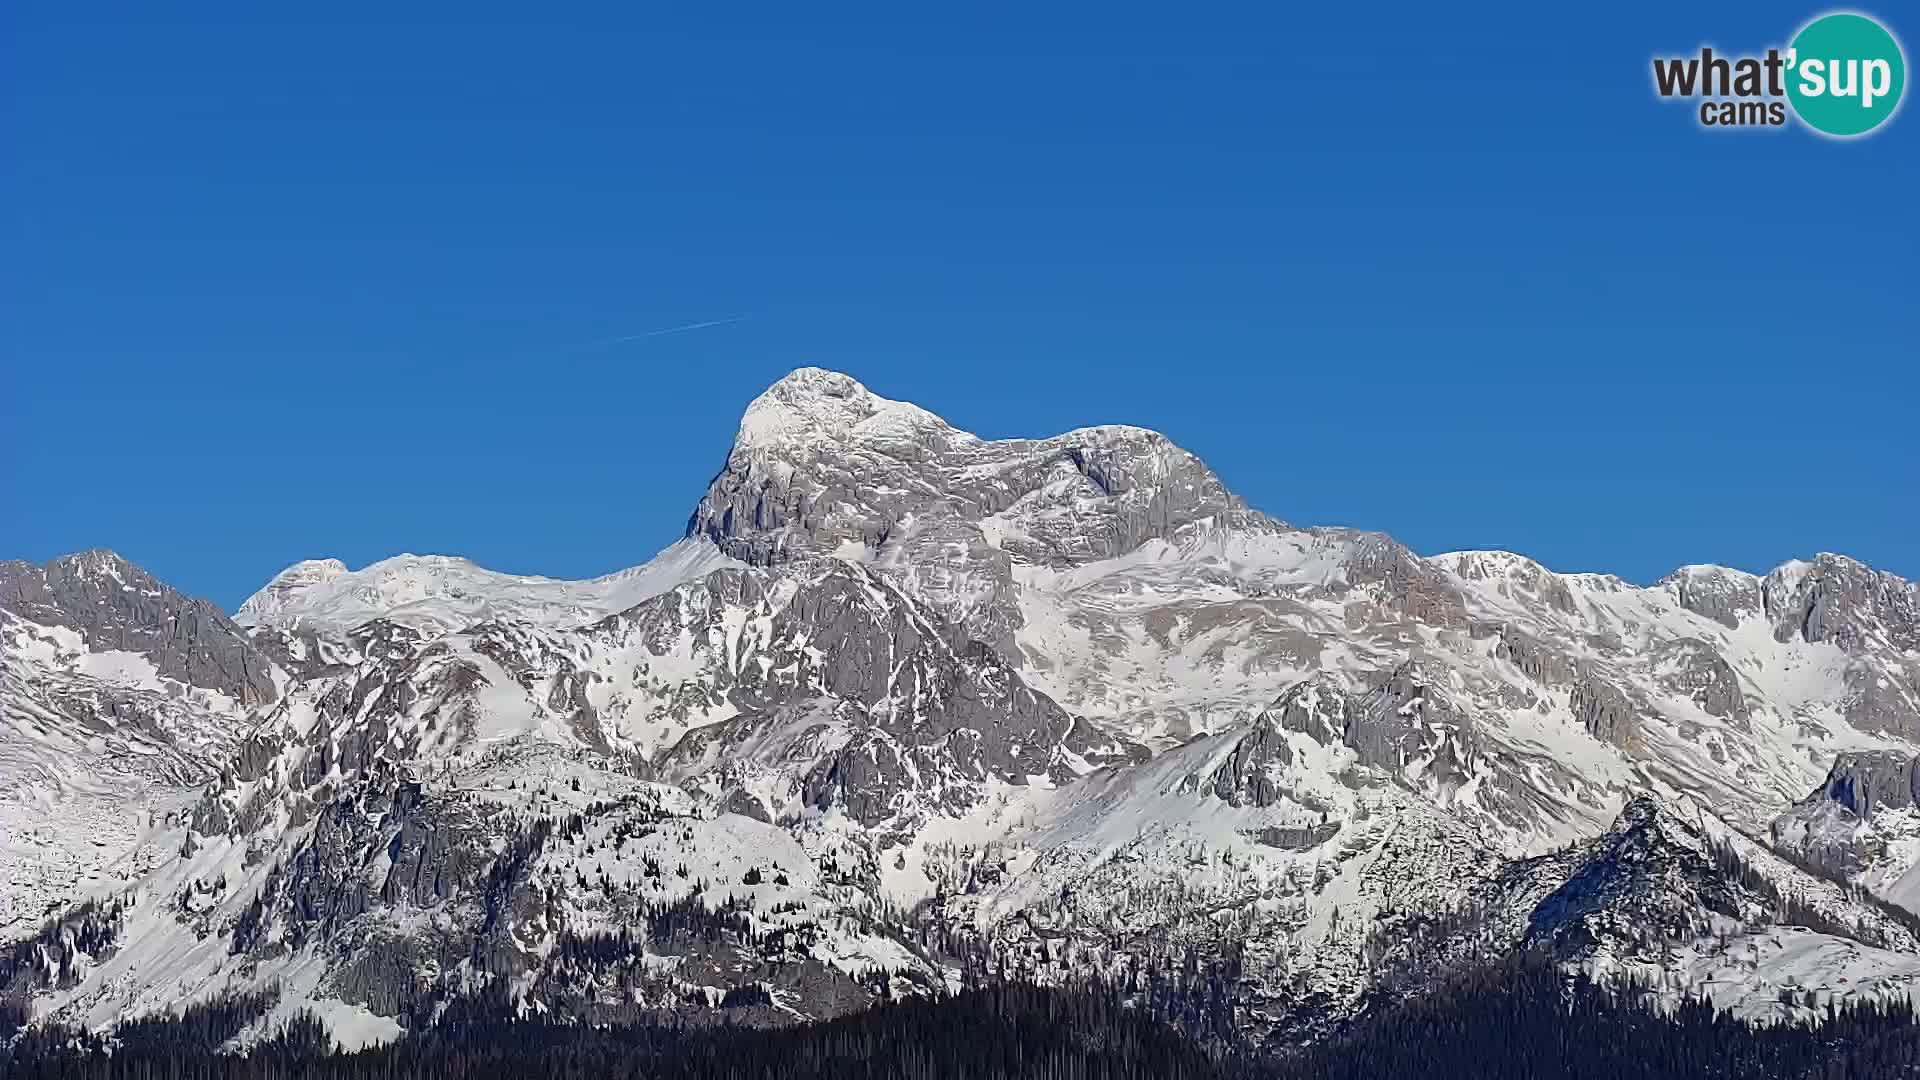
[8, 955, 1920, 1079]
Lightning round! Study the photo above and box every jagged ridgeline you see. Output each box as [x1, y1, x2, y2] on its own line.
[4, 367, 1920, 1057]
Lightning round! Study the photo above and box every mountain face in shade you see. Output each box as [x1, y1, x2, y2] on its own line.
[4, 368, 1919, 1050]
[2, 550, 278, 706]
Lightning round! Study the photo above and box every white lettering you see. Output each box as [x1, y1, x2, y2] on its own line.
[1863, 59, 1892, 107]
[1800, 58, 1827, 96]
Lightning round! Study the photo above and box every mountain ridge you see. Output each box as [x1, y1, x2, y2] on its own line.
[4, 366, 1919, 1052]
[235, 369, 1911, 642]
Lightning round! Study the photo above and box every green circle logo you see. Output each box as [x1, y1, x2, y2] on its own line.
[1786, 13, 1906, 136]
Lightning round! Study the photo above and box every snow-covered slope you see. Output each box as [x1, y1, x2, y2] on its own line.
[6, 368, 1920, 1049]
[691, 370, 1920, 855]
[0, 553, 277, 937]
[236, 539, 740, 635]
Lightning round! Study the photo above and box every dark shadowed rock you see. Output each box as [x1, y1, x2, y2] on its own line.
[0, 550, 278, 705]
[1817, 750, 1920, 817]
[1205, 715, 1293, 807]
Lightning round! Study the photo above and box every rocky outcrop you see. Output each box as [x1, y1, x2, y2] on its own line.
[618, 560, 1143, 825]
[1493, 625, 1578, 687]
[1204, 715, 1293, 807]
[235, 559, 349, 626]
[1443, 551, 1578, 615]
[1569, 672, 1642, 752]
[1337, 534, 1469, 630]
[800, 733, 918, 824]
[1653, 638, 1749, 727]
[1660, 565, 1763, 630]
[1816, 750, 1920, 817]
[1254, 673, 1356, 745]
[1768, 752, 1917, 877]
[689, 371, 1248, 569]
[1763, 554, 1920, 654]
[1350, 663, 1475, 771]
[0, 550, 278, 706]
[1245, 822, 1342, 850]
[1841, 662, 1920, 741]
[1522, 797, 1755, 956]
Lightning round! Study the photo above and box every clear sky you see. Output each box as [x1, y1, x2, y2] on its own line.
[3, 2, 1914, 610]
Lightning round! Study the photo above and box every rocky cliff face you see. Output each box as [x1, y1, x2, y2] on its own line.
[1, 550, 278, 706]
[0, 553, 279, 937]
[7, 368, 1920, 1049]
[1773, 750, 1920, 889]
[1764, 555, 1920, 655]
[687, 368, 1254, 659]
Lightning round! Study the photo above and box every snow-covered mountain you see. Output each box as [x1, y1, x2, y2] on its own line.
[1, 552, 278, 936]
[235, 540, 739, 636]
[5, 367, 1919, 1049]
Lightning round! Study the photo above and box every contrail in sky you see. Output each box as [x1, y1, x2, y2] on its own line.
[576, 315, 751, 348]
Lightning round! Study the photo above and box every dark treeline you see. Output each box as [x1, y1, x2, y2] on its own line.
[9, 954, 1920, 1079]
[2, 983, 1228, 1080]
[1274, 952, 1920, 1080]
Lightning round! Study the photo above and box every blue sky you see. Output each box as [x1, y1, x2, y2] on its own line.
[3, 2, 1914, 610]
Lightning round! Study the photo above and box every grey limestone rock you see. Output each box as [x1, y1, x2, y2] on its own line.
[1653, 637, 1750, 728]
[1841, 660, 1920, 740]
[1661, 565, 1764, 630]
[1255, 672, 1357, 745]
[1204, 715, 1294, 807]
[614, 558, 1144, 826]
[0, 550, 278, 706]
[1350, 662, 1474, 771]
[1817, 749, 1920, 817]
[1569, 671, 1643, 752]
[1444, 551, 1578, 616]
[686, 368, 1254, 657]
[1764, 553, 1920, 654]
[1332, 532, 1469, 630]
[1494, 625, 1579, 688]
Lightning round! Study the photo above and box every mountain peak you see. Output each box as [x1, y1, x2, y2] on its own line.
[767, 365, 863, 396]
[48, 548, 139, 582]
[733, 367, 967, 453]
[688, 370, 1250, 655]
[270, 557, 351, 583]
[236, 558, 351, 623]
[0, 548, 279, 705]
